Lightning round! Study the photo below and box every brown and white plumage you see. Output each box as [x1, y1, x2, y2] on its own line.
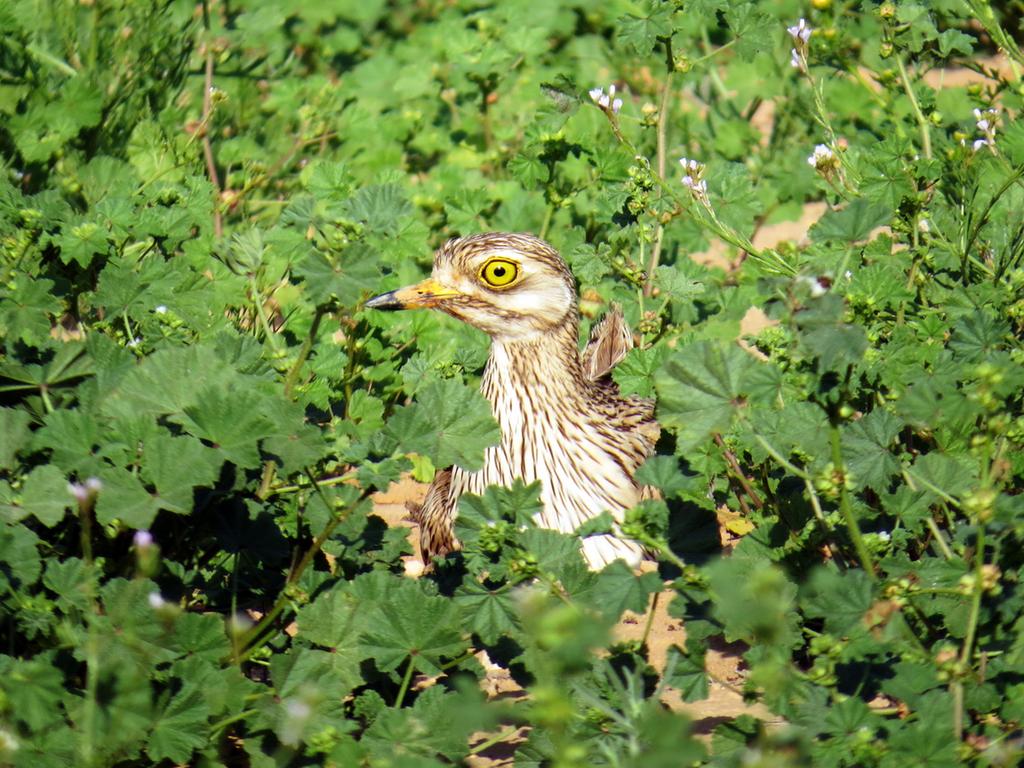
[365, 233, 658, 569]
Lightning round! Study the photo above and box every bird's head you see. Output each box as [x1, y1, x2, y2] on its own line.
[365, 233, 576, 341]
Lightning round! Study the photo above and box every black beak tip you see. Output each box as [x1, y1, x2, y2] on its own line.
[364, 291, 404, 311]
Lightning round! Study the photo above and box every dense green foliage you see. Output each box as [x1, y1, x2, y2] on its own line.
[2, 0, 1024, 765]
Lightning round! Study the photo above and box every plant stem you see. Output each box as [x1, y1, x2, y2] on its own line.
[640, 591, 661, 649]
[925, 517, 954, 560]
[233, 474, 367, 662]
[200, 1, 223, 238]
[714, 433, 764, 510]
[829, 423, 876, 578]
[284, 306, 326, 399]
[78, 495, 99, 767]
[468, 727, 523, 756]
[893, 54, 931, 160]
[644, 39, 675, 297]
[394, 655, 416, 709]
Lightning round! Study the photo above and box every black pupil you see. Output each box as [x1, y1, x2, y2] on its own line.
[493, 266, 506, 277]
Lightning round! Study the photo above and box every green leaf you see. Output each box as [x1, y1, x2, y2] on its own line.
[295, 586, 369, 689]
[664, 644, 709, 702]
[146, 686, 210, 764]
[453, 580, 518, 645]
[444, 188, 491, 234]
[800, 567, 873, 635]
[949, 309, 1009, 362]
[457, 480, 543, 532]
[176, 387, 277, 470]
[362, 685, 489, 761]
[360, 580, 467, 676]
[655, 341, 761, 450]
[94, 467, 161, 529]
[724, 3, 774, 58]
[0, 407, 32, 469]
[841, 410, 903, 491]
[795, 294, 867, 370]
[612, 345, 668, 398]
[578, 560, 662, 620]
[345, 184, 413, 236]
[616, 5, 674, 55]
[0, 522, 41, 589]
[0, 274, 62, 346]
[937, 29, 973, 57]
[18, 464, 70, 526]
[634, 455, 699, 499]
[568, 242, 613, 284]
[810, 199, 891, 242]
[139, 433, 221, 513]
[385, 378, 500, 471]
[0, 652, 65, 731]
[653, 265, 704, 302]
[43, 557, 92, 612]
[295, 243, 381, 308]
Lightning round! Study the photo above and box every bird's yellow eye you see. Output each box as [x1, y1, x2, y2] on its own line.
[479, 258, 519, 289]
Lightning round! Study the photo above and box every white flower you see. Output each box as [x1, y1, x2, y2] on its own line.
[807, 144, 834, 167]
[134, 530, 154, 549]
[918, 218, 930, 233]
[787, 18, 812, 44]
[0, 728, 18, 753]
[678, 157, 709, 204]
[787, 19, 811, 73]
[68, 477, 102, 502]
[681, 176, 707, 194]
[973, 107, 997, 131]
[973, 138, 989, 151]
[797, 275, 829, 298]
[127, 337, 141, 348]
[589, 84, 623, 114]
[148, 592, 166, 609]
[284, 699, 312, 720]
[878, 531, 891, 542]
[155, 305, 168, 314]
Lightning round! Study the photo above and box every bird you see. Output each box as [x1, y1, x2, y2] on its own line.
[364, 232, 659, 569]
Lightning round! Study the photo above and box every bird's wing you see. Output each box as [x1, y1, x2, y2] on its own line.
[580, 304, 634, 381]
[406, 468, 457, 563]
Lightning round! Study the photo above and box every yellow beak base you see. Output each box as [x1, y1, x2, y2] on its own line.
[364, 278, 461, 310]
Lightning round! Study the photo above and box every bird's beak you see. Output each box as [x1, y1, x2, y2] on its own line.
[364, 277, 462, 311]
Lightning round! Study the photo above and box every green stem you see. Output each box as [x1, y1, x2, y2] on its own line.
[250, 276, 282, 352]
[965, 0, 1024, 76]
[925, 517, 954, 560]
[394, 656, 416, 709]
[751, 431, 810, 480]
[640, 591, 661, 649]
[233, 474, 366, 662]
[644, 39, 675, 297]
[829, 423, 876, 578]
[893, 53, 932, 160]
[209, 708, 257, 737]
[598, 108, 794, 276]
[468, 727, 522, 756]
[266, 470, 357, 498]
[78, 496, 99, 767]
[284, 306, 326, 399]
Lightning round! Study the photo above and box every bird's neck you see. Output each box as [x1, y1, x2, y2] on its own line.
[482, 314, 589, 407]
